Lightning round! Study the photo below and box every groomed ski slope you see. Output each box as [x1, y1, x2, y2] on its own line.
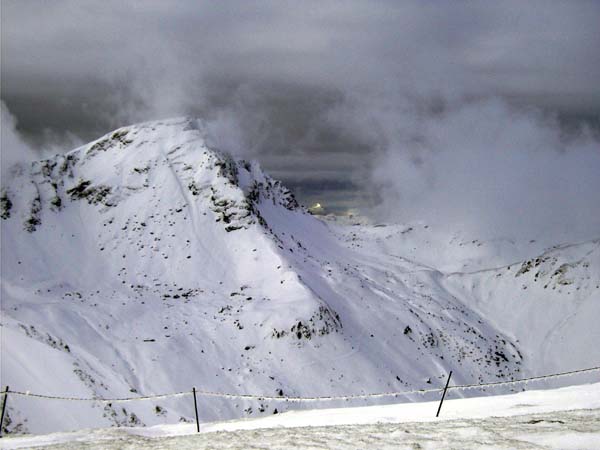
[2, 382, 600, 449]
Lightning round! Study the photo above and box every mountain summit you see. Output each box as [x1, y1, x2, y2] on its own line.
[1, 118, 598, 434]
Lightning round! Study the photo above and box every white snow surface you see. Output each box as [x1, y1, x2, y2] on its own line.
[2, 382, 599, 449]
[1, 118, 599, 436]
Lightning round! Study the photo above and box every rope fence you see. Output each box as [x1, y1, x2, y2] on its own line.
[1, 365, 598, 437]
[447, 365, 600, 392]
[3, 365, 599, 403]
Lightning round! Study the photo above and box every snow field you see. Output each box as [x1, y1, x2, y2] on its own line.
[2, 382, 599, 449]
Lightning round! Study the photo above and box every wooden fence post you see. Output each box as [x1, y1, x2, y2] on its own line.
[192, 387, 200, 433]
[0, 386, 9, 438]
[436, 371, 452, 417]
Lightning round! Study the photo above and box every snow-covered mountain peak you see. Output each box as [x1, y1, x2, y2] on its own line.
[2, 117, 342, 351]
[1, 118, 598, 435]
[1, 117, 301, 236]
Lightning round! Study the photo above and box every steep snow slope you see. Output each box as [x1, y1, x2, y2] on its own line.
[0, 118, 596, 435]
[442, 240, 600, 373]
[335, 222, 600, 375]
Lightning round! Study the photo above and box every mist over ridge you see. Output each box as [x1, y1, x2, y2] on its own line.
[2, 0, 599, 240]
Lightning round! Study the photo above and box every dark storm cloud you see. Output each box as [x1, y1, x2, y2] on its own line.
[2, 0, 600, 238]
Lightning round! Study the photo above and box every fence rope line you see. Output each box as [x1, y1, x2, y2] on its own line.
[188, 386, 443, 402]
[2, 366, 598, 404]
[0, 391, 191, 404]
[448, 365, 600, 391]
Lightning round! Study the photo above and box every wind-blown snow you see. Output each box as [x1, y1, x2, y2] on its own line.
[1, 118, 599, 435]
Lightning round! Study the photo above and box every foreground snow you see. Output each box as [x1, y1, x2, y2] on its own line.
[3, 382, 600, 449]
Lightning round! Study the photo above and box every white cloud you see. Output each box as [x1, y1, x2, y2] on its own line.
[1, 100, 37, 180]
[367, 98, 600, 241]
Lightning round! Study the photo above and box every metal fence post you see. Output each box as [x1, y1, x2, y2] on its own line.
[192, 387, 200, 432]
[436, 371, 452, 417]
[0, 386, 9, 438]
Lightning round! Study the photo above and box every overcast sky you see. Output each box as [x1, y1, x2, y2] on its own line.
[2, 1, 600, 240]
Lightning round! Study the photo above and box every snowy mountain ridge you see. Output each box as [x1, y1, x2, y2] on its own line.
[1, 118, 301, 232]
[1, 118, 598, 435]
